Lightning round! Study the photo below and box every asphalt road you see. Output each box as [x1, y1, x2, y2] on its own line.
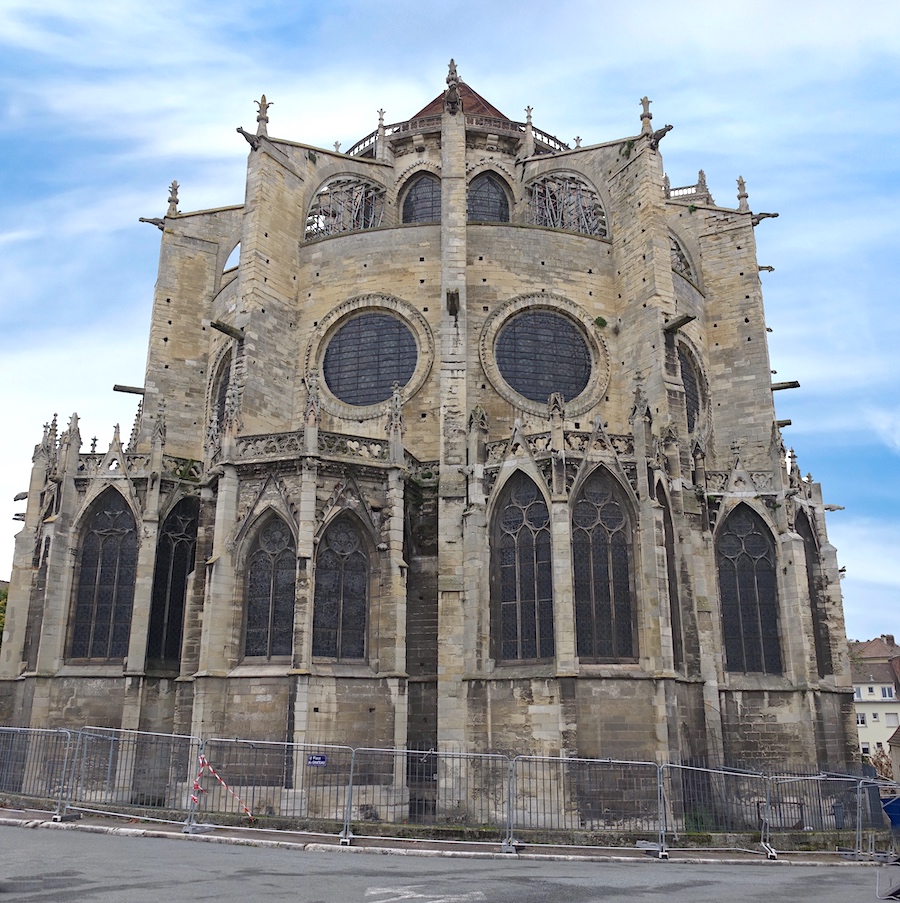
[0, 824, 887, 903]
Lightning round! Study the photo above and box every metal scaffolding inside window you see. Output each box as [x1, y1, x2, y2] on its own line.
[717, 505, 782, 674]
[467, 173, 509, 222]
[306, 177, 385, 240]
[527, 174, 608, 238]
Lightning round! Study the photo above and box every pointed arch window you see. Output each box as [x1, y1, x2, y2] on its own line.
[305, 177, 385, 239]
[657, 484, 684, 670]
[402, 174, 441, 224]
[677, 345, 702, 434]
[796, 510, 833, 677]
[69, 491, 138, 660]
[467, 173, 509, 222]
[211, 349, 232, 431]
[147, 497, 199, 666]
[244, 518, 296, 659]
[312, 517, 368, 660]
[493, 473, 554, 661]
[716, 506, 782, 674]
[572, 469, 636, 660]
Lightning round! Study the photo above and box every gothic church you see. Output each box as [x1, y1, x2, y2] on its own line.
[1, 63, 857, 768]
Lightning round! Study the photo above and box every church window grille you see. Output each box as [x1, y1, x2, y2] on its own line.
[716, 506, 782, 674]
[305, 177, 385, 240]
[244, 518, 295, 659]
[527, 174, 608, 238]
[323, 313, 418, 406]
[69, 491, 138, 660]
[312, 518, 368, 660]
[572, 470, 636, 660]
[495, 310, 591, 404]
[670, 234, 695, 282]
[677, 346, 701, 434]
[494, 473, 554, 661]
[467, 173, 510, 222]
[402, 174, 441, 224]
[796, 511, 833, 677]
[147, 497, 199, 665]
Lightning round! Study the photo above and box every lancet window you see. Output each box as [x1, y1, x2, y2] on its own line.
[312, 517, 368, 660]
[716, 505, 782, 674]
[796, 510, 833, 677]
[305, 177, 385, 239]
[244, 517, 296, 659]
[402, 174, 442, 224]
[147, 497, 199, 665]
[670, 234, 695, 282]
[572, 469, 636, 661]
[211, 349, 232, 432]
[526, 173, 608, 238]
[677, 345, 701, 435]
[493, 473, 554, 661]
[467, 173, 510, 222]
[657, 484, 684, 670]
[69, 490, 138, 660]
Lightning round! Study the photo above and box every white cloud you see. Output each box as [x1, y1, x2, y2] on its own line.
[868, 407, 900, 454]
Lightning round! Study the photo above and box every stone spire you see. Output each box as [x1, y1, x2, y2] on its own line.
[737, 175, 749, 212]
[167, 181, 179, 217]
[445, 58, 461, 115]
[255, 95, 272, 137]
[640, 96, 653, 135]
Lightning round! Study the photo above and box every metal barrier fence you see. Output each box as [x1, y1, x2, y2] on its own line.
[0, 725, 894, 857]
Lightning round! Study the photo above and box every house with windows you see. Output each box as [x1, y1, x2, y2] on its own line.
[0, 63, 857, 770]
[850, 635, 900, 757]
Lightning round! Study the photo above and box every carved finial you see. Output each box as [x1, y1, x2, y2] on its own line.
[153, 399, 166, 443]
[91, 436, 98, 453]
[663, 174, 671, 197]
[468, 405, 489, 433]
[737, 175, 749, 212]
[127, 399, 142, 453]
[255, 94, 272, 137]
[167, 181, 179, 217]
[574, 136, 582, 148]
[112, 423, 121, 448]
[386, 381, 404, 441]
[730, 438, 743, 460]
[525, 105, 533, 125]
[445, 58, 461, 115]
[333, 141, 341, 153]
[377, 108, 385, 127]
[548, 392, 565, 419]
[640, 96, 652, 134]
[697, 169, 708, 192]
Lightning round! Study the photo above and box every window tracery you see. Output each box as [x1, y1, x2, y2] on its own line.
[147, 497, 198, 665]
[402, 174, 441, 224]
[493, 473, 554, 661]
[244, 518, 295, 659]
[670, 234, 695, 282]
[305, 177, 385, 239]
[526, 173, 608, 238]
[69, 491, 138, 660]
[467, 173, 509, 222]
[572, 470, 636, 661]
[716, 505, 782, 674]
[312, 517, 368, 660]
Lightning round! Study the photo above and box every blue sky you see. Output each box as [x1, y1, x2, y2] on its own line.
[1, 1, 898, 641]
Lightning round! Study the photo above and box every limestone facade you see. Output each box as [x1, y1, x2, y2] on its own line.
[1, 66, 857, 768]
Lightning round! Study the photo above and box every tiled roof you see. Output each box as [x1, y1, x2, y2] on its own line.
[410, 83, 510, 120]
[850, 635, 900, 661]
[851, 660, 896, 685]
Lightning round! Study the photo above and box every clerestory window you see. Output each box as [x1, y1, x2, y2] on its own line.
[402, 174, 441, 224]
[305, 177, 385, 239]
[467, 173, 510, 222]
[527, 173, 608, 238]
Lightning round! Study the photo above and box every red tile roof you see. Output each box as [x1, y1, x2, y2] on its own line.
[409, 83, 510, 120]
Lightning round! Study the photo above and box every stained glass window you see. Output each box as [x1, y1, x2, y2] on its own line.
[305, 177, 385, 239]
[402, 174, 441, 224]
[796, 511, 833, 677]
[678, 346, 701, 434]
[495, 310, 591, 404]
[467, 173, 509, 222]
[494, 473, 554, 661]
[69, 491, 138, 660]
[717, 506, 782, 674]
[147, 497, 199, 665]
[245, 518, 295, 659]
[312, 518, 368, 660]
[323, 313, 417, 406]
[527, 174, 608, 237]
[572, 470, 636, 660]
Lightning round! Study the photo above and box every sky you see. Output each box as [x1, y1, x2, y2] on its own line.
[1, 1, 898, 641]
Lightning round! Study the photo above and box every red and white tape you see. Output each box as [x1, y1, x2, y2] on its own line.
[190, 753, 253, 819]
